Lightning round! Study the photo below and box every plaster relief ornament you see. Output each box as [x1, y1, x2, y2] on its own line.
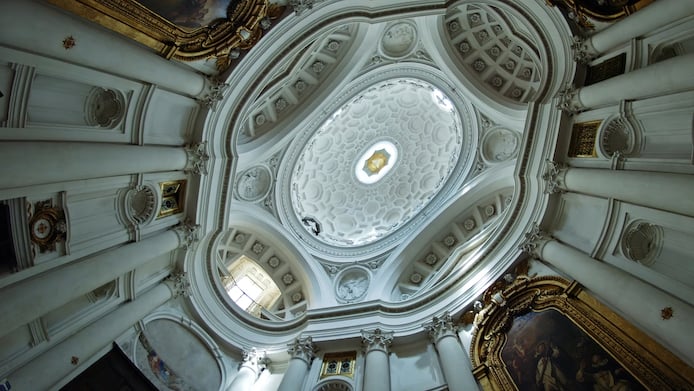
[336, 268, 370, 302]
[237, 166, 272, 202]
[381, 22, 417, 59]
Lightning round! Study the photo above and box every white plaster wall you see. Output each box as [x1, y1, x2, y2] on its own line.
[142, 89, 199, 146]
[389, 339, 445, 391]
[549, 192, 608, 255]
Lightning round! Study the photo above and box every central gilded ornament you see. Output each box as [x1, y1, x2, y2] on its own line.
[355, 140, 398, 184]
[364, 149, 390, 176]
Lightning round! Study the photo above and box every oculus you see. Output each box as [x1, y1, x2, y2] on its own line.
[355, 141, 398, 184]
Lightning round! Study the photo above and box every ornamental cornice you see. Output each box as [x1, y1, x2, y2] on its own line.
[542, 160, 568, 194]
[173, 220, 201, 250]
[185, 142, 210, 176]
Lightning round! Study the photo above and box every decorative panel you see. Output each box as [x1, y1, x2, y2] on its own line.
[585, 53, 626, 86]
[568, 120, 600, 158]
[158, 180, 185, 219]
[320, 352, 357, 379]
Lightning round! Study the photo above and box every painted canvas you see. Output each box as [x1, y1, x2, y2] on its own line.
[501, 309, 645, 391]
[137, 0, 238, 28]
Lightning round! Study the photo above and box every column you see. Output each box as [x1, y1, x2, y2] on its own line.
[424, 313, 479, 391]
[8, 279, 176, 390]
[521, 224, 694, 365]
[558, 54, 694, 113]
[361, 328, 393, 391]
[278, 336, 316, 391]
[229, 349, 267, 391]
[0, 141, 210, 189]
[543, 161, 694, 217]
[573, 0, 694, 62]
[0, 0, 206, 97]
[0, 223, 199, 338]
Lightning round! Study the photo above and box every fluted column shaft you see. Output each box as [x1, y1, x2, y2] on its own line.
[9, 281, 174, 390]
[425, 313, 479, 391]
[523, 227, 694, 366]
[548, 163, 694, 217]
[0, 141, 188, 189]
[278, 337, 316, 391]
[0, 225, 196, 338]
[584, 0, 694, 57]
[362, 329, 393, 391]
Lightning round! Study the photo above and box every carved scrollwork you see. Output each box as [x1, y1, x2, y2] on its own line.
[518, 223, 551, 257]
[556, 84, 582, 115]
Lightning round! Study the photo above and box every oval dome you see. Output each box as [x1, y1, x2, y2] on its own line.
[290, 78, 464, 247]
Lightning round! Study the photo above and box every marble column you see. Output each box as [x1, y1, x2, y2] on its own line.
[543, 161, 694, 217]
[573, 0, 694, 62]
[361, 328, 394, 391]
[0, 141, 209, 189]
[521, 224, 694, 365]
[558, 54, 694, 114]
[0, 222, 199, 339]
[229, 349, 267, 391]
[278, 336, 317, 391]
[9, 279, 177, 390]
[424, 313, 479, 391]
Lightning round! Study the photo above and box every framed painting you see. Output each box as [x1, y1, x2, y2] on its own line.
[46, 0, 285, 71]
[470, 276, 693, 390]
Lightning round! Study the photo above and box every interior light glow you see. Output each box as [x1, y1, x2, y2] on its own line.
[431, 89, 454, 112]
[355, 141, 398, 184]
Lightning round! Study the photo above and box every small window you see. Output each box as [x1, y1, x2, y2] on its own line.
[222, 255, 281, 318]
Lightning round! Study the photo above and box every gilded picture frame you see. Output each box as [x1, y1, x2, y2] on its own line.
[46, 0, 284, 71]
[470, 276, 693, 390]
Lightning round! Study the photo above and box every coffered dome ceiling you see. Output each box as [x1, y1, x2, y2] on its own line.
[205, 0, 569, 328]
[289, 78, 463, 248]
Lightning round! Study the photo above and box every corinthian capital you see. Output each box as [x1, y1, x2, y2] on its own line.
[542, 160, 568, 194]
[556, 84, 582, 115]
[165, 272, 191, 298]
[184, 142, 210, 176]
[519, 223, 551, 258]
[362, 328, 394, 354]
[173, 220, 201, 250]
[423, 312, 459, 343]
[571, 36, 597, 64]
[287, 336, 317, 364]
[240, 348, 269, 374]
[197, 77, 229, 110]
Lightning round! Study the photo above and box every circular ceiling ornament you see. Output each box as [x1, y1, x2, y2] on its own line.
[381, 21, 418, 59]
[288, 78, 464, 248]
[236, 165, 272, 202]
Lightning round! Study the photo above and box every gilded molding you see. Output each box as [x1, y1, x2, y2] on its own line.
[469, 276, 693, 390]
[47, 0, 284, 72]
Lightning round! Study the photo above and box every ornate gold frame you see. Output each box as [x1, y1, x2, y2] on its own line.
[319, 351, 357, 379]
[470, 276, 693, 390]
[47, 0, 283, 71]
